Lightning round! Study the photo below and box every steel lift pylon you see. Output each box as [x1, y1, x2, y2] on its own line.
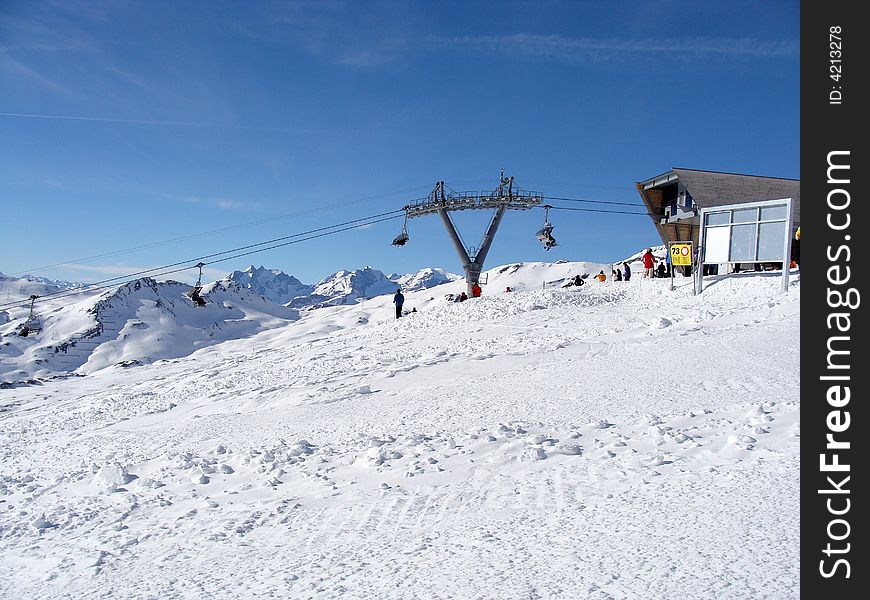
[397, 173, 543, 296]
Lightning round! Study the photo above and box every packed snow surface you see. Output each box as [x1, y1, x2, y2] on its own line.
[0, 263, 799, 599]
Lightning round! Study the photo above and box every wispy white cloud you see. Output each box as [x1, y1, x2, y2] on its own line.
[0, 52, 75, 95]
[228, 2, 409, 68]
[334, 49, 397, 67]
[215, 199, 248, 211]
[183, 196, 261, 212]
[64, 263, 162, 276]
[63, 262, 225, 285]
[426, 34, 799, 62]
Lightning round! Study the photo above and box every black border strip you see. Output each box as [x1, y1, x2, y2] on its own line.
[802, 2, 868, 595]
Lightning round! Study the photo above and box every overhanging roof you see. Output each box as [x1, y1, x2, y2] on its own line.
[639, 167, 800, 222]
[636, 167, 800, 245]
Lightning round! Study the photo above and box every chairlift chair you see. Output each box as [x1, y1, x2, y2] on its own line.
[186, 262, 207, 307]
[392, 211, 410, 246]
[536, 205, 557, 250]
[17, 295, 42, 336]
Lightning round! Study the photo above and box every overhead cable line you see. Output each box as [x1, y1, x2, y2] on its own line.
[546, 205, 652, 216]
[527, 179, 636, 191]
[52, 213, 405, 307]
[11, 186, 431, 277]
[542, 195, 646, 208]
[0, 211, 404, 311]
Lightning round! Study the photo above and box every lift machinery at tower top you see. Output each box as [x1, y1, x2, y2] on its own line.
[393, 173, 555, 296]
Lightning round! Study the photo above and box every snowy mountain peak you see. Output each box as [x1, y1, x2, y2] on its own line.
[223, 266, 313, 305]
[0, 275, 299, 381]
[289, 267, 397, 309]
[394, 268, 460, 292]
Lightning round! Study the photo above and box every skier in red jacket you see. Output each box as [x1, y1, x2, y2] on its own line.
[642, 248, 656, 279]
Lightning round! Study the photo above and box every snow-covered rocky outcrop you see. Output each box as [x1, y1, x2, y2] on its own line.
[289, 267, 397, 309]
[0, 274, 85, 302]
[221, 266, 460, 309]
[392, 268, 459, 292]
[0, 277, 298, 382]
[223, 265, 314, 305]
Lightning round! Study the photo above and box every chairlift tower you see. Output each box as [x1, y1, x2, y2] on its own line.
[398, 173, 543, 296]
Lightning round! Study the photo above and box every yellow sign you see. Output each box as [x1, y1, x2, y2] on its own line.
[670, 243, 693, 266]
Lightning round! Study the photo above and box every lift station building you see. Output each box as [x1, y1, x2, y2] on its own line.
[636, 168, 800, 248]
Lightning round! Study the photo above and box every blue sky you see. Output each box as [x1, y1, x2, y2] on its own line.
[0, 0, 799, 286]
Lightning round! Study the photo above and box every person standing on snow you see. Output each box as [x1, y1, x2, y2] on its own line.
[641, 248, 656, 279]
[622, 261, 631, 281]
[471, 282, 482, 298]
[792, 227, 800, 268]
[393, 288, 404, 319]
[594, 270, 607, 282]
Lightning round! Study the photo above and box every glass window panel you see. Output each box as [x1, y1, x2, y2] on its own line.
[704, 227, 730, 262]
[729, 223, 758, 262]
[705, 212, 730, 226]
[757, 222, 786, 260]
[732, 208, 758, 223]
[760, 205, 787, 221]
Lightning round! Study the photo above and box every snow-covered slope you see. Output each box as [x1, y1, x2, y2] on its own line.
[620, 243, 668, 265]
[0, 274, 84, 304]
[0, 278, 298, 382]
[1, 260, 658, 383]
[0, 265, 799, 598]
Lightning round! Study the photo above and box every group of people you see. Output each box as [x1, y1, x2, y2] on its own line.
[394, 248, 674, 318]
[567, 248, 664, 286]
[588, 259, 636, 284]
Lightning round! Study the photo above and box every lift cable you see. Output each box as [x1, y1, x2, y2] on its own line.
[4, 199, 655, 312]
[542, 195, 646, 208]
[0, 211, 404, 311]
[545, 205, 652, 216]
[526, 180, 635, 192]
[9, 186, 432, 278]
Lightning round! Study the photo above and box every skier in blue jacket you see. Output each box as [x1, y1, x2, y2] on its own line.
[393, 288, 404, 319]
[622, 261, 631, 281]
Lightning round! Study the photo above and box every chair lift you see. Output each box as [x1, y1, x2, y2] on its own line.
[392, 210, 410, 246]
[536, 205, 557, 250]
[186, 262, 207, 307]
[18, 295, 42, 337]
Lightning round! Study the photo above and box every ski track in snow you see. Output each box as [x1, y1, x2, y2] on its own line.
[0, 274, 799, 599]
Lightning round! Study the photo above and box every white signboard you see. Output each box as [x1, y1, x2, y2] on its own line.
[703, 227, 730, 263]
[696, 198, 793, 294]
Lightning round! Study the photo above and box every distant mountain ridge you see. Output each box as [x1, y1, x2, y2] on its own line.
[223, 266, 313, 305]
[223, 265, 458, 309]
[0, 273, 87, 301]
[393, 268, 459, 292]
[2, 258, 636, 383]
[291, 266, 397, 309]
[0, 276, 298, 382]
